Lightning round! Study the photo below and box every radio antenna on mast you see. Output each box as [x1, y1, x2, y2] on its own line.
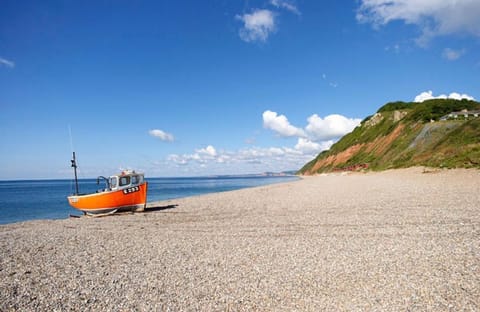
[68, 125, 79, 195]
[71, 152, 79, 195]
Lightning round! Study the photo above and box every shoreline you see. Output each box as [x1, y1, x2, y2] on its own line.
[0, 175, 299, 226]
[1, 168, 479, 310]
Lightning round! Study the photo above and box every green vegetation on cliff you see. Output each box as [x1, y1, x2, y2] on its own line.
[299, 99, 480, 174]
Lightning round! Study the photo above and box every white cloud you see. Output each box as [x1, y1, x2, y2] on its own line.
[149, 129, 174, 142]
[414, 91, 440, 102]
[357, 0, 480, 45]
[262, 110, 306, 137]
[442, 48, 465, 61]
[295, 138, 333, 154]
[167, 154, 189, 166]
[236, 9, 276, 42]
[0, 57, 15, 68]
[305, 114, 362, 141]
[263, 110, 360, 154]
[448, 92, 475, 101]
[168, 145, 220, 167]
[196, 145, 217, 157]
[414, 90, 476, 102]
[270, 0, 300, 15]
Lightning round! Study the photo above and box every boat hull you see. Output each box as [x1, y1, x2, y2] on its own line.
[68, 182, 148, 214]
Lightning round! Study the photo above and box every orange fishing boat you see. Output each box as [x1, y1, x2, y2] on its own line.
[67, 152, 148, 215]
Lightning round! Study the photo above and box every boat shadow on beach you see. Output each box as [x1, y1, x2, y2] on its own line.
[69, 204, 178, 219]
[144, 204, 178, 213]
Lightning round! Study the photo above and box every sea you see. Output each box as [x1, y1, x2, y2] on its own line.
[0, 175, 298, 225]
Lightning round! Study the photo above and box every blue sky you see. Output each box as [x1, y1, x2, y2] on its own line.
[1, 0, 479, 179]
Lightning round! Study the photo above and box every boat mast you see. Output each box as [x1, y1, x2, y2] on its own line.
[71, 152, 79, 195]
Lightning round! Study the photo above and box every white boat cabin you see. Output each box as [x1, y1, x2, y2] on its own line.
[110, 171, 144, 191]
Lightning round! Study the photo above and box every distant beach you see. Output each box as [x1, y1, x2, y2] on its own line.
[1, 168, 479, 310]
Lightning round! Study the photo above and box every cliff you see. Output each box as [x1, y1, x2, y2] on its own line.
[299, 99, 480, 175]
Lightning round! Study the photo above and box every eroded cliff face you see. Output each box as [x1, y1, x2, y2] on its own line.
[306, 144, 363, 174]
[302, 123, 406, 175]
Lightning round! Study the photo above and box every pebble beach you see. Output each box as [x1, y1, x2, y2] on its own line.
[1, 168, 479, 311]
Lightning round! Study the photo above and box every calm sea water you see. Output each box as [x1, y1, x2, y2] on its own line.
[0, 176, 298, 225]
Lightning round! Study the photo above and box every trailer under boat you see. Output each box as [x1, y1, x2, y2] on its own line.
[67, 153, 148, 216]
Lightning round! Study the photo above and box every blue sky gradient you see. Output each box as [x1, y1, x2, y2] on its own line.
[1, 0, 479, 179]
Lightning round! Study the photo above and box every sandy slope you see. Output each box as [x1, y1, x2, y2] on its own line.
[1, 168, 479, 311]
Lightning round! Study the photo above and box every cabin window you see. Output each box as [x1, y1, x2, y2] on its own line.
[110, 177, 118, 189]
[132, 175, 139, 185]
[119, 176, 130, 186]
